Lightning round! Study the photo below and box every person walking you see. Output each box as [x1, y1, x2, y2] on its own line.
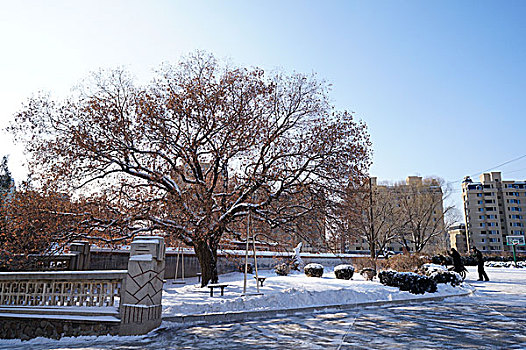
[473, 247, 489, 281]
[448, 248, 464, 273]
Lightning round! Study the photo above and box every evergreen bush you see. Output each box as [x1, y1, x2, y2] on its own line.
[304, 263, 324, 277]
[334, 264, 354, 280]
[378, 270, 437, 295]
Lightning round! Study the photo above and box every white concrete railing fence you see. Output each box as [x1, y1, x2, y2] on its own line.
[0, 271, 126, 308]
[0, 236, 166, 338]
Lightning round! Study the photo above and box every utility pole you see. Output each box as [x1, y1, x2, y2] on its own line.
[243, 207, 250, 295]
[369, 177, 376, 260]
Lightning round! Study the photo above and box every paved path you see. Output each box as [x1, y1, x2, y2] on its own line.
[154, 289, 526, 350]
[4, 267, 525, 349]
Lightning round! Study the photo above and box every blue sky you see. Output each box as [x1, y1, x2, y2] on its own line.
[1, 1, 526, 209]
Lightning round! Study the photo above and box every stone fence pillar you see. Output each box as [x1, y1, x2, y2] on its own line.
[119, 236, 166, 335]
[69, 241, 91, 270]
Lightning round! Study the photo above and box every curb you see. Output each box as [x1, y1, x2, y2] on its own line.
[162, 290, 473, 325]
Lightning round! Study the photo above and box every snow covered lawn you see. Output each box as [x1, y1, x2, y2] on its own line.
[466, 265, 526, 306]
[162, 267, 471, 317]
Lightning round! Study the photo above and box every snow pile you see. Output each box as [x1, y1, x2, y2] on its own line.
[304, 263, 324, 270]
[334, 264, 355, 272]
[485, 261, 525, 268]
[162, 268, 470, 317]
[422, 263, 448, 274]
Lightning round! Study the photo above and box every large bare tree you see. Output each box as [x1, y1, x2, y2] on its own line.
[11, 52, 371, 285]
[395, 177, 453, 253]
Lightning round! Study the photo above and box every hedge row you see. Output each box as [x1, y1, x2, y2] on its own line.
[378, 271, 437, 295]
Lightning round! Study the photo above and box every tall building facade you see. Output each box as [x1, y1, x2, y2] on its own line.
[448, 222, 468, 253]
[462, 172, 526, 253]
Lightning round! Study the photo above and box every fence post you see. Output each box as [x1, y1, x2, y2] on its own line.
[69, 241, 91, 270]
[119, 236, 165, 335]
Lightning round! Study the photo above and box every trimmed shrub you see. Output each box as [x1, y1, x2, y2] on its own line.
[334, 264, 355, 280]
[238, 263, 253, 274]
[429, 271, 463, 286]
[360, 268, 376, 281]
[378, 270, 437, 295]
[431, 254, 451, 266]
[304, 263, 324, 277]
[421, 263, 462, 286]
[275, 263, 290, 276]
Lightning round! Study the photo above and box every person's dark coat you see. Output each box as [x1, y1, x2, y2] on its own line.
[473, 247, 489, 281]
[448, 248, 464, 273]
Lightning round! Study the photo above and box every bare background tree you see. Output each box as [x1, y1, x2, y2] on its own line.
[10, 52, 371, 285]
[330, 179, 401, 259]
[395, 177, 453, 253]
[331, 176, 453, 258]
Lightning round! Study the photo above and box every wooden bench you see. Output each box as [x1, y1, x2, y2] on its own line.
[253, 276, 267, 287]
[196, 272, 202, 283]
[207, 283, 228, 297]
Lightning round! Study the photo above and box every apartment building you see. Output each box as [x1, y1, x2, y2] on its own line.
[448, 222, 468, 254]
[462, 172, 526, 253]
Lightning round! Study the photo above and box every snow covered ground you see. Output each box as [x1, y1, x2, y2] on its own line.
[466, 265, 526, 306]
[162, 267, 471, 317]
[1, 265, 524, 349]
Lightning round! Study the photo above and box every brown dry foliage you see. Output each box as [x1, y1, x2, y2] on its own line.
[383, 253, 431, 272]
[351, 254, 430, 274]
[9, 52, 371, 284]
[352, 257, 386, 271]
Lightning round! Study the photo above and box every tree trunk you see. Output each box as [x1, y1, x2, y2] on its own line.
[193, 239, 219, 287]
[369, 240, 376, 260]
